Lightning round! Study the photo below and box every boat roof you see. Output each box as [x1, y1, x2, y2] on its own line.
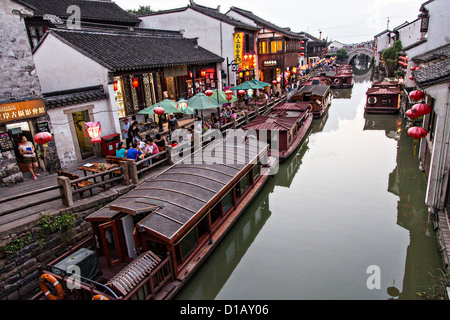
[86, 137, 268, 243]
[243, 102, 310, 131]
[295, 84, 330, 97]
[366, 87, 400, 95]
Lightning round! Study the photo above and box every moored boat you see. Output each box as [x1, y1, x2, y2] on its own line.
[365, 81, 401, 114]
[242, 102, 313, 162]
[331, 65, 354, 89]
[32, 138, 274, 300]
[289, 84, 332, 118]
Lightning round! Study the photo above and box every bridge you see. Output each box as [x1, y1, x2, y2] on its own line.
[345, 47, 374, 64]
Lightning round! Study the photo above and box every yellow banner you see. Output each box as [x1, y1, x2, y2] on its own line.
[234, 32, 244, 69]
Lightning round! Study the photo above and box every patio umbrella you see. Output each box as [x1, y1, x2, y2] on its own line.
[229, 81, 256, 90]
[211, 89, 238, 104]
[249, 79, 271, 89]
[138, 99, 179, 115]
[187, 92, 222, 110]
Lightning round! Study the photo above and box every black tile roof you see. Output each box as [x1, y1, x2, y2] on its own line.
[228, 6, 314, 40]
[412, 58, 450, 87]
[43, 85, 108, 109]
[412, 43, 450, 63]
[15, 0, 140, 25]
[42, 28, 224, 72]
[139, 4, 259, 31]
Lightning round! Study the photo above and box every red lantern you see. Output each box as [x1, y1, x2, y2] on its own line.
[409, 75, 414, 80]
[412, 103, 432, 116]
[405, 109, 418, 119]
[300, 40, 304, 44]
[34, 132, 52, 145]
[225, 90, 233, 101]
[201, 70, 206, 77]
[410, 66, 416, 71]
[133, 77, 139, 88]
[205, 90, 213, 97]
[154, 106, 165, 115]
[271, 80, 277, 84]
[300, 47, 305, 50]
[300, 52, 305, 56]
[85, 122, 102, 143]
[407, 126, 427, 140]
[399, 56, 407, 61]
[409, 90, 425, 101]
[113, 80, 118, 91]
[238, 90, 246, 96]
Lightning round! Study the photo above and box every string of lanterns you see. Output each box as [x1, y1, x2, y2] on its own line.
[406, 89, 432, 154]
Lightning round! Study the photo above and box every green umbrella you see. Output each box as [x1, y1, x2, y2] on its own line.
[230, 81, 255, 90]
[187, 92, 222, 110]
[249, 78, 271, 89]
[210, 89, 238, 104]
[138, 99, 179, 115]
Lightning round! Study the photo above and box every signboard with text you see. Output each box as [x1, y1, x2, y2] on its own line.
[234, 32, 244, 70]
[0, 98, 46, 123]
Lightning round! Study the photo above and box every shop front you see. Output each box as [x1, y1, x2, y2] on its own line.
[0, 98, 60, 184]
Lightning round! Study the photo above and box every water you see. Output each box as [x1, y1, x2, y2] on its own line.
[175, 66, 443, 300]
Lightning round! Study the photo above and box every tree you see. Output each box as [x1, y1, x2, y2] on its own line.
[335, 48, 349, 62]
[382, 40, 402, 77]
[127, 5, 153, 15]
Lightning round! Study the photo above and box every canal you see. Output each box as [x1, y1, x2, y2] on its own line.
[175, 66, 443, 300]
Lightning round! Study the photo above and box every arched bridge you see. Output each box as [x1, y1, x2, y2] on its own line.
[345, 47, 374, 64]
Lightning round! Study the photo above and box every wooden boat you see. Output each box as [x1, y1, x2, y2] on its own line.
[289, 84, 332, 118]
[331, 65, 354, 89]
[32, 138, 274, 300]
[300, 76, 331, 86]
[242, 102, 313, 162]
[365, 81, 401, 114]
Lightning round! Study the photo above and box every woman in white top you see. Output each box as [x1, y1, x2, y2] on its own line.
[18, 135, 40, 180]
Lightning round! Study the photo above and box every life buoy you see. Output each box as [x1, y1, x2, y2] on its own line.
[334, 78, 340, 84]
[368, 97, 377, 105]
[92, 295, 110, 300]
[39, 273, 64, 300]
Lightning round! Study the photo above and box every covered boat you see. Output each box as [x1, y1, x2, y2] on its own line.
[243, 102, 313, 162]
[33, 137, 274, 300]
[290, 84, 332, 118]
[365, 82, 401, 114]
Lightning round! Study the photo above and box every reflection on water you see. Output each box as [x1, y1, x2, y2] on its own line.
[175, 69, 442, 300]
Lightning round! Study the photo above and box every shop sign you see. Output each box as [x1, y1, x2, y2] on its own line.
[164, 65, 188, 78]
[234, 32, 244, 69]
[0, 132, 14, 152]
[0, 98, 46, 123]
[264, 60, 277, 67]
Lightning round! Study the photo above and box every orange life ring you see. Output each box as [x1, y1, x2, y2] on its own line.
[39, 273, 64, 300]
[92, 295, 110, 300]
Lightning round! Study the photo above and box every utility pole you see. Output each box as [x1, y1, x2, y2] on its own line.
[387, 17, 390, 29]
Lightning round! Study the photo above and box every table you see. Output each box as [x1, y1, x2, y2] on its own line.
[77, 162, 119, 189]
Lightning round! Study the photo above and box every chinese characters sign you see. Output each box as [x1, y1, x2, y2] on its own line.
[0, 99, 46, 123]
[234, 32, 244, 70]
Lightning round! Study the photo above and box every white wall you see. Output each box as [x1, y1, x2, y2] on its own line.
[33, 33, 121, 166]
[139, 8, 238, 87]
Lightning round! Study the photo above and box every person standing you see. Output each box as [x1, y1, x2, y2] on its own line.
[18, 135, 40, 180]
[122, 118, 131, 148]
[128, 121, 142, 144]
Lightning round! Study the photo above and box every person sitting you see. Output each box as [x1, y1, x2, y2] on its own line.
[115, 141, 126, 158]
[155, 133, 166, 151]
[126, 142, 144, 161]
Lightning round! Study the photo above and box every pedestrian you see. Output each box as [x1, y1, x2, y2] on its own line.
[18, 135, 40, 180]
[126, 142, 144, 161]
[115, 141, 126, 158]
[122, 118, 131, 148]
[128, 121, 142, 144]
[168, 113, 178, 129]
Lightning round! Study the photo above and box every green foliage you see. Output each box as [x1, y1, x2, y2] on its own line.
[38, 212, 76, 243]
[335, 48, 349, 61]
[0, 232, 33, 255]
[382, 40, 403, 77]
[127, 5, 153, 15]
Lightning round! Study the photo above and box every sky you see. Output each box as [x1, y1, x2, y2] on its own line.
[114, 0, 427, 44]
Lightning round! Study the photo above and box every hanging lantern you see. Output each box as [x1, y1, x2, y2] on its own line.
[300, 47, 305, 50]
[407, 126, 427, 141]
[113, 80, 118, 91]
[34, 132, 52, 158]
[405, 109, 418, 120]
[410, 66, 416, 71]
[412, 103, 432, 117]
[225, 90, 233, 101]
[154, 106, 165, 115]
[238, 90, 246, 96]
[201, 70, 206, 77]
[300, 52, 305, 56]
[409, 75, 414, 80]
[34, 132, 52, 146]
[177, 98, 188, 112]
[247, 89, 254, 98]
[300, 40, 304, 44]
[399, 56, 407, 61]
[409, 90, 425, 101]
[133, 77, 139, 88]
[271, 80, 277, 84]
[85, 122, 102, 143]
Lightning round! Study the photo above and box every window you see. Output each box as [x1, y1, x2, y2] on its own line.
[210, 203, 222, 226]
[178, 228, 198, 261]
[241, 173, 250, 194]
[222, 190, 234, 214]
[271, 40, 283, 53]
[259, 41, 269, 54]
[253, 163, 260, 181]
